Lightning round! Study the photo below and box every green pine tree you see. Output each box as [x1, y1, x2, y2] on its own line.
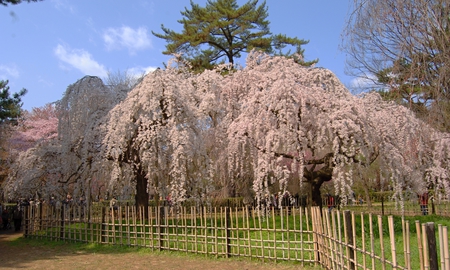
[0, 80, 27, 123]
[153, 0, 317, 72]
[0, 0, 42, 6]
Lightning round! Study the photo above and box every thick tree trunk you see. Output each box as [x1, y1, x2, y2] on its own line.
[304, 167, 331, 209]
[310, 179, 323, 208]
[135, 167, 149, 219]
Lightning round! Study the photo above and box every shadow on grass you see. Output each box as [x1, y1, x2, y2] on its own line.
[0, 230, 319, 270]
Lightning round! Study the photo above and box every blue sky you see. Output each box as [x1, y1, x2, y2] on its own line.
[1, 0, 353, 111]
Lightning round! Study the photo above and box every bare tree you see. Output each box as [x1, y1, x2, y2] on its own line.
[343, 0, 450, 131]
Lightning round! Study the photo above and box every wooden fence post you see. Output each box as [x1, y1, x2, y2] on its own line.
[24, 206, 29, 238]
[225, 207, 231, 258]
[344, 210, 355, 270]
[425, 222, 438, 270]
[159, 206, 165, 251]
[39, 203, 43, 230]
[59, 205, 64, 239]
[101, 207, 106, 243]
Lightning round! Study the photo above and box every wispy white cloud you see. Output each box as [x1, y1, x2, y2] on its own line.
[50, 0, 75, 13]
[103, 26, 152, 54]
[349, 74, 378, 90]
[54, 44, 107, 78]
[128, 66, 158, 78]
[0, 64, 19, 80]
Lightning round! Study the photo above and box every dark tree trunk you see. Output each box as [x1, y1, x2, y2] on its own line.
[135, 167, 149, 219]
[310, 179, 323, 208]
[304, 166, 332, 209]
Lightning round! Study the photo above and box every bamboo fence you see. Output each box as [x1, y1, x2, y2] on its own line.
[22, 204, 449, 270]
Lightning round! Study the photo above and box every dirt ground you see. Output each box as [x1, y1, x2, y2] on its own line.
[0, 228, 316, 270]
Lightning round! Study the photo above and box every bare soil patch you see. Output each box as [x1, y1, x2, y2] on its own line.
[0, 229, 316, 270]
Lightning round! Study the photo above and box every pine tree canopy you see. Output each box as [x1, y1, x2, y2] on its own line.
[152, 0, 316, 70]
[0, 80, 27, 123]
[0, 0, 42, 6]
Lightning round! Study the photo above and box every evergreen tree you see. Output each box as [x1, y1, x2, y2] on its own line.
[0, 0, 42, 6]
[0, 80, 27, 123]
[152, 0, 316, 71]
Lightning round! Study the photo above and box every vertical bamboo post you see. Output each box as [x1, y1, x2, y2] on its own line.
[234, 207, 239, 256]
[60, 205, 65, 239]
[311, 207, 320, 265]
[292, 208, 298, 261]
[24, 206, 29, 238]
[344, 210, 355, 270]
[132, 206, 137, 247]
[272, 207, 277, 262]
[158, 206, 164, 250]
[416, 220, 424, 270]
[361, 213, 366, 270]
[258, 207, 264, 261]
[101, 207, 106, 243]
[337, 210, 344, 268]
[225, 207, 231, 258]
[245, 206, 251, 258]
[119, 206, 123, 246]
[164, 206, 169, 250]
[214, 207, 219, 258]
[331, 210, 339, 270]
[388, 216, 397, 268]
[297, 207, 302, 262]
[140, 206, 145, 246]
[402, 218, 407, 269]
[351, 212, 357, 269]
[403, 219, 411, 270]
[111, 205, 116, 244]
[438, 224, 444, 270]
[442, 226, 449, 270]
[126, 206, 130, 246]
[378, 215, 386, 270]
[286, 207, 291, 261]
[422, 224, 429, 270]
[280, 206, 285, 260]
[39, 203, 43, 231]
[194, 207, 198, 253]
[184, 207, 189, 253]
[369, 214, 375, 270]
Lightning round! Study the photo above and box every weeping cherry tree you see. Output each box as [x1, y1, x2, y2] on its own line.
[104, 52, 449, 211]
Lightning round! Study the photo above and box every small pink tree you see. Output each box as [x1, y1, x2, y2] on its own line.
[9, 103, 58, 153]
[3, 104, 59, 200]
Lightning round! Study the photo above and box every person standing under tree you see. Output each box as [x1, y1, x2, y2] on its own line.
[418, 192, 429, 215]
[326, 194, 335, 212]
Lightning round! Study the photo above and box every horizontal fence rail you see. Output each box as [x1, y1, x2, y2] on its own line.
[338, 200, 450, 217]
[22, 204, 449, 270]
